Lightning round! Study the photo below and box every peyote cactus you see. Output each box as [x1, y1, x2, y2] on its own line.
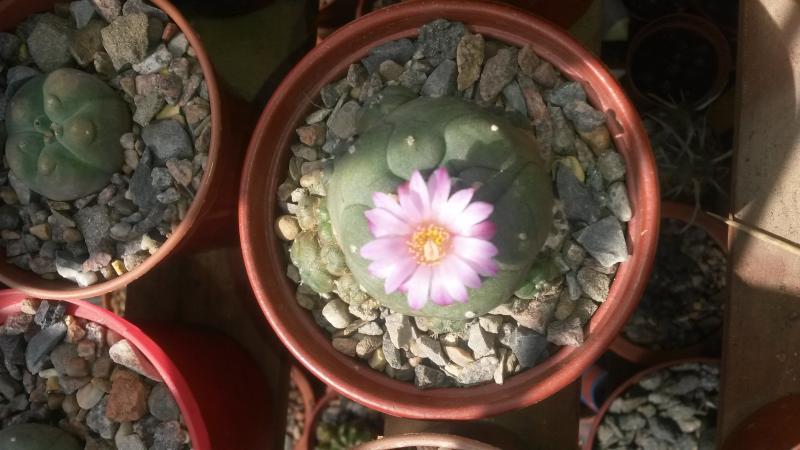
[0, 423, 82, 450]
[326, 87, 554, 320]
[4, 68, 130, 201]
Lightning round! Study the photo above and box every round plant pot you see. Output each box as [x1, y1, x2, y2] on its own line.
[583, 357, 720, 450]
[0, 0, 242, 299]
[240, 0, 659, 420]
[0, 289, 273, 450]
[625, 14, 732, 111]
[355, 0, 594, 30]
[610, 201, 727, 365]
[290, 365, 318, 450]
[355, 433, 502, 450]
[721, 394, 800, 450]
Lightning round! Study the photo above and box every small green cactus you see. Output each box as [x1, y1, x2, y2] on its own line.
[4, 68, 130, 201]
[315, 422, 375, 450]
[327, 87, 554, 320]
[0, 424, 82, 450]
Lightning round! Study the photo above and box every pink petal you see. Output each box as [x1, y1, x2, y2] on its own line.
[365, 209, 412, 237]
[368, 259, 396, 279]
[452, 236, 499, 260]
[396, 183, 424, 224]
[437, 260, 469, 303]
[408, 171, 431, 215]
[445, 256, 482, 289]
[429, 268, 454, 306]
[437, 187, 474, 223]
[465, 221, 496, 239]
[404, 266, 432, 310]
[427, 167, 451, 210]
[461, 256, 499, 277]
[384, 256, 417, 294]
[372, 192, 404, 217]
[360, 237, 407, 261]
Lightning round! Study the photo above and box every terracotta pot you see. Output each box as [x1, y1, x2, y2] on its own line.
[0, 290, 273, 450]
[610, 201, 727, 365]
[721, 394, 800, 450]
[0, 0, 245, 299]
[290, 365, 318, 450]
[240, 0, 660, 420]
[355, 0, 594, 30]
[583, 358, 720, 450]
[355, 433, 502, 450]
[625, 13, 732, 111]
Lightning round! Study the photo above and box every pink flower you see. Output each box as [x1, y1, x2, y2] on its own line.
[360, 167, 499, 310]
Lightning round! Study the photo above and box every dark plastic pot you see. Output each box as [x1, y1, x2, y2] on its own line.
[318, 0, 359, 41]
[625, 14, 732, 111]
[0, 0, 245, 299]
[721, 394, 800, 450]
[610, 201, 727, 365]
[583, 358, 720, 450]
[240, 0, 660, 420]
[0, 290, 273, 450]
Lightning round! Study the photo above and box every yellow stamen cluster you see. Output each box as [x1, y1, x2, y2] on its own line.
[408, 224, 451, 265]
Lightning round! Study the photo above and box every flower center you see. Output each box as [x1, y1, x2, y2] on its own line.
[408, 224, 451, 265]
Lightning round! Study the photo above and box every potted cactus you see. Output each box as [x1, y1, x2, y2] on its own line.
[0, 290, 273, 450]
[0, 0, 241, 299]
[240, 0, 659, 419]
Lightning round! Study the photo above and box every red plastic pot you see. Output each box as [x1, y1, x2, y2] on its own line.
[0, 0, 246, 299]
[356, 433, 502, 450]
[625, 13, 732, 111]
[583, 358, 720, 450]
[721, 394, 800, 450]
[610, 201, 727, 365]
[240, 0, 659, 420]
[0, 290, 272, 450]
[355, 0, 594, 30]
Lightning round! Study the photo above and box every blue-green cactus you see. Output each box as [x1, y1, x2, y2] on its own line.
[326, 87, 554, 320]
[4, 68, 130, 201]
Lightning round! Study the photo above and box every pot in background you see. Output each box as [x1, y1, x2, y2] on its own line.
[625, 14, 731, 111]
[610, 201, 727, 365]
[583, 358, 720, 450]
[0, 290, 273, 450]
[0, 0, 246, 299]
[240, 0, 659, 420]
[290, 365, 318, 450]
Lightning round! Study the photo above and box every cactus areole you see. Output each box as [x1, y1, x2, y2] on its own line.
[4, 68, 130, 201]
[327, 87, 554, 320]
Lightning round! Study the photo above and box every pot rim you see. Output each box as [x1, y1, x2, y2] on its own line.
[240, 0, 660, 419]
[582, 357, 720, 450]
[355, 433, 502, 450]
[291, 365, 318, 450]
[0, 289, 212, 449]
[610, 201, 728, 364]
[0, 0, 223, 300]
[625, 13, 732, 111]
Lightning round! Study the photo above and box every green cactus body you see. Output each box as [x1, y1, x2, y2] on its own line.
[0, 423, 82, 450]
[5, 68, 130, 201]
[327, 87, 554, 320]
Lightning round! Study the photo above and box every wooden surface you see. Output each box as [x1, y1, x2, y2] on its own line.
[719, 0, 800, 441]
[384, 381, 581, 450]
